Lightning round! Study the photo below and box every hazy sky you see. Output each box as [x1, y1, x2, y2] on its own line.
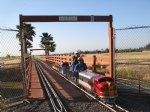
[0, 0, 150, 56]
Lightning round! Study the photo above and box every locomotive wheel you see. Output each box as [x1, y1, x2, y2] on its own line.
[94, 93, 98, 98]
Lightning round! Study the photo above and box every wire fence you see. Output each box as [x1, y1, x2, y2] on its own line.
[0, 25, 150, 109]
[114, 26, 150, 95]
[0, 28, 24, 109]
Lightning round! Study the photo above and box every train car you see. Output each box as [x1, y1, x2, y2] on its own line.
[78, 71, 117, 104]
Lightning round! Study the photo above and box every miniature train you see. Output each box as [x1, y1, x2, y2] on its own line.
[78, 71, 117, 104]
[52, 62, 117, 104]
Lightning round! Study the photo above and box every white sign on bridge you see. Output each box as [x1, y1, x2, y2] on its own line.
[59, 16, 78, 21]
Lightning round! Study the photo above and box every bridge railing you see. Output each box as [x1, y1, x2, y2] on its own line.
[46, 54, 112, 77]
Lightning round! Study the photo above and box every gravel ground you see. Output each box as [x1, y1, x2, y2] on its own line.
[116, 81, 150, 112]
[2, 100, 51, 112]
[116, 93, 150, 112]
[2, 99, 104, 112]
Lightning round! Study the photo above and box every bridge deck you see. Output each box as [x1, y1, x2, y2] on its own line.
[27, 62, 45, 99]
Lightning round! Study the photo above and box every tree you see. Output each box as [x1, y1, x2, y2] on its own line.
[105, 48, 109, 53]
[16, 23, 36, 53]
[40, 33, 56, 55]
[6, 54, 11, 58]
[145, 43, 150, 50]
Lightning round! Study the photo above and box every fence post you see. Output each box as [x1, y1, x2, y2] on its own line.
[108, 18, 113, 78]
[113, 28, 116, 81]
[138, 74, 141, 94]
[20, 16, 27, 98]
[92, 55, 96, 72]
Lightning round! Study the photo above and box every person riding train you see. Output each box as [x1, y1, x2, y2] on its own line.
[74, 57, 87, 82]
[60, 61, 69, 77]
[70, 50, 81, 79]
[70, 50, 81, 72]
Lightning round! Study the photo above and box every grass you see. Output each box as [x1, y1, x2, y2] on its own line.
[115, 51, 150, 59]
[0, 66, 24, 101]
[86, 51, 150, 59]
[116, 65, 150, 80]
[0, 82, 23, 89]
[0, 57, 21, 64]
[35, 56, 46, 61]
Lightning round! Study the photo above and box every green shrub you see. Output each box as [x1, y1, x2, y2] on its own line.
[96, 67, 109, 74]
[116, 68, 137, 79]
[88, 66, 93, 70]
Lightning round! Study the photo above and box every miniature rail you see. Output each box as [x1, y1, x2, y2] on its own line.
[39, 60, 128, 112]
[35, 61, 67, 112]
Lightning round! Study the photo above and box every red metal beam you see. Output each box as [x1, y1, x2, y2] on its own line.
[30, 49, 45, 51]
[20, 15, 114, 78]
[108, 22, 113, 78]
[20, 15, 112, 22]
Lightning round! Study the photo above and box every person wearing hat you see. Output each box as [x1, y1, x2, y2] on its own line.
[70, 50, 81, 79]
[74, 57, 87, 82]
[70, 51, 81, 71]
[61, 61, 69, 77]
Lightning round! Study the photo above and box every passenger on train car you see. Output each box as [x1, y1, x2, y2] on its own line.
[61, 61, 69, 77]
[74, 57, 87, 82]
[59, 61, 63, 72]
[70, 50, 81, 78]
[58, 62, 62, 72]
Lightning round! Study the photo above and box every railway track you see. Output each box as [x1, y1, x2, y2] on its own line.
[35, 61, 67, 112]
[38, 60, 128, 112]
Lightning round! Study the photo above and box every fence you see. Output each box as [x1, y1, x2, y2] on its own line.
[1, 25, 150, 109]
[0, 28, 25, 109]
[114, 26, 150, 94]
[46, 54, 111, 77]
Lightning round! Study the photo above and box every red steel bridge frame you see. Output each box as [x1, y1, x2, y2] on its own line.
[19, 15, 114, 77]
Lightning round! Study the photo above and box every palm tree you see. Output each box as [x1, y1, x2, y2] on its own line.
[16, 23, 36, 53]
[40, 33, 56, 55]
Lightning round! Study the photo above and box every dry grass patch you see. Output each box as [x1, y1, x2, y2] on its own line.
[0, 57, 21, 64]
[116, 51, 150, 59]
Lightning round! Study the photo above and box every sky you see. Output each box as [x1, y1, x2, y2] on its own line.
[0, 0, 150, 56]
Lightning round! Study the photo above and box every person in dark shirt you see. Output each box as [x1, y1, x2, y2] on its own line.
[61, 61, 69, 77]
[71, 51, 80, 71]
[70, 51, 81, 79]
[74, 57, 87, 82]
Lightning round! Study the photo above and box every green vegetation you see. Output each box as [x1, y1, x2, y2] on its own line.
[116, 67, 150, 81]
[40, 33, 56, 55]
[96, 67, 109, 74]
[144, 43, 150, 50]
[0, 82, 23, 89]
[116, 68, 137, 79]
[16, 23, 36, 53]
[115, 51, 150, 59]
[0, 67, 24, 101]
[88, 66, 93, 70]
[6, 54, 11, 58]
[0, 68, 22, 81]
[82, 48, 109, 54]
[81, 43, 150, 54]
[0, 56, 21, 64]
